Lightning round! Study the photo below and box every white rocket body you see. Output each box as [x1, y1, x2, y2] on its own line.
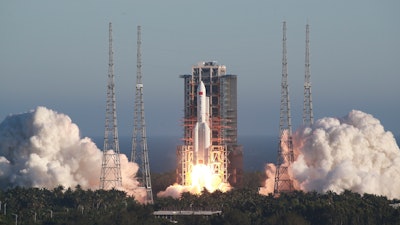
[193, 81, 211, 165]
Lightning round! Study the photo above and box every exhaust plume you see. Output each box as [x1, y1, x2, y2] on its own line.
[0, 107, 146, 202]
[260, 110, 400, 199]
[157, 166, 232, 199]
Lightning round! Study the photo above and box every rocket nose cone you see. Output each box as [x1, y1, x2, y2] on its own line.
[198, 81, 206, 93]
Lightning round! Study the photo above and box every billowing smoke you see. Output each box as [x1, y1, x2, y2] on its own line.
[0, 106, 146, 202]
[260, 110, 400, 199]
[158, 182, 232, 199]
[258, 163, 276, 195]
[157, 184, 198, 199]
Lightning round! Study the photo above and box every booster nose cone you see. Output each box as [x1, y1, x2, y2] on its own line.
[198, 81, 206, 96]
[197, 81, 207, 123]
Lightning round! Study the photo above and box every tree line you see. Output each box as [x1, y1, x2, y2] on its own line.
[0, 171, 399, 225]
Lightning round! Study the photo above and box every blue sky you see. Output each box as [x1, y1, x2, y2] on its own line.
[1, 0, 399, 138]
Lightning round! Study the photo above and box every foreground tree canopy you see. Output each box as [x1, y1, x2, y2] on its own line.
[0, 184, 399, 225]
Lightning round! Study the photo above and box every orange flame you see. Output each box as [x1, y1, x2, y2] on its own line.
[190, 164, 229, 194]
[157, 164, 231, 198]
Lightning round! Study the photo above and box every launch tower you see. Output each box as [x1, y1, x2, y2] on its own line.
[303, 23, 314, 126]
[177, 62, 243, 188]
[274, 21, 295, 194]
[130, 26, 153, 204]
[100, 22, 123, 190]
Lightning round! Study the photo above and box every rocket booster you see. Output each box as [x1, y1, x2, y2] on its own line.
[193, 81, 211, 165]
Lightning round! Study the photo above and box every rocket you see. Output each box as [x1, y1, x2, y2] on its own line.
[193, 81, 211, 165]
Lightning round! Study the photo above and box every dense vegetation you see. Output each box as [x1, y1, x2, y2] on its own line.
[0, 172, 399, 225]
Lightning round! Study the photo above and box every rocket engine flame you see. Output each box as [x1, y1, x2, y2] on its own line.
[260, 110, 400, 199]
[0, 107, 146, 203]
[157, 164, 231, 198]
[191, 164, 229, 193]
[191, 164, 214, 192]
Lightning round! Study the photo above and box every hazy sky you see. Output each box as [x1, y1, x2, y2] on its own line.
[1, 0, 399, 139]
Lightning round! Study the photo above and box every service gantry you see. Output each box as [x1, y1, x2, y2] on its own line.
[177, 62, 243, 188]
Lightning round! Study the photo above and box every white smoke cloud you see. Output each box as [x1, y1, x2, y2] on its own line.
[0, 106, 146, 202]
[260, 110, 400, 199]
[157, 184, 194, 199]
[258, 163, 276, 195]
[158, 181, 232, 199]
[292, 110, 400, 199]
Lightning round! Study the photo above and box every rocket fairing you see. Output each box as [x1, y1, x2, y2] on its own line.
[193, 81, 211, 165]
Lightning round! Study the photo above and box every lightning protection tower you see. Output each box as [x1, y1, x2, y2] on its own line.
[274, 21, 295, 194]
[303, 23, 314, 126]
[100, 22, 123, 190]
[130, 25, 153, 204]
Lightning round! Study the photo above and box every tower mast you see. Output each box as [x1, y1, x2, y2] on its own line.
[303, 23, 314, 126]
[100, 22, 122, 190]
[130, 25, 153, 204]
[274, 21, 295, 194]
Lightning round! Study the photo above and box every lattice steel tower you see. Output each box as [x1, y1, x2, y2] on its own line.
[303, 23, 314, 126]
[100, 22, 122, 190]
[274, 21, 295, 194]
[130, 25, 153, 204]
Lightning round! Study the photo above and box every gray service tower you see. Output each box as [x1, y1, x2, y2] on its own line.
[177, 61, 243, 188]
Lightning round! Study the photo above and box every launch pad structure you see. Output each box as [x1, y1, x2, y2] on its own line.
[273, 22, 315, 194]
[303, 23, 314, 127]
[130, 25, 154, 204]
[100, 22, 123, 190]
[99, 24, 154, 204]
[274, 21, 295, 194]
[177, 61, 243, 188]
